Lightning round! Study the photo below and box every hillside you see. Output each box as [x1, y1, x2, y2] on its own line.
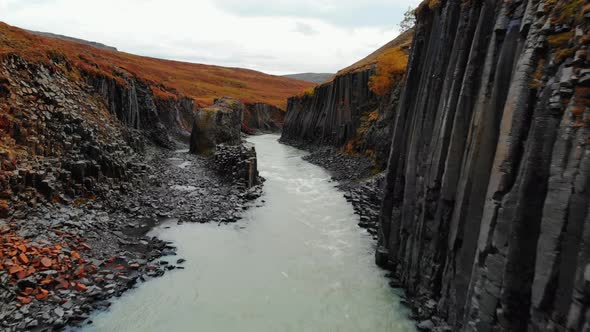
[0, 22, 313, 108]
[26, 30, 119, 52]
[281, 73, 334, 84]
[337, 29, 413, 76]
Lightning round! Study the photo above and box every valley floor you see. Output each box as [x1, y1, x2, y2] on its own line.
[0, 143, 260, 331]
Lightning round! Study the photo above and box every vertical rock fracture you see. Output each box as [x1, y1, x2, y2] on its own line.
[376, 0, 590, 331]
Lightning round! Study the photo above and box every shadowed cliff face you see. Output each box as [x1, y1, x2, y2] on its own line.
[0, 52, 204, 217]
[243, 102, 285, 133]
[87, 74, 195, 149]
[281, 69, 400, 168]
[189, 97, 243, 154]
[376, 0, 590, 331]
[282, 70, 375, 146]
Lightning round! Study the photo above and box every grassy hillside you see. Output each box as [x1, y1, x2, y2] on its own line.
[337, 29, 413, 76]
[0, 22, 314, 108]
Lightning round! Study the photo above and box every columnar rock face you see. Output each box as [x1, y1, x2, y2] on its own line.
[280, 69, 401, 168]
[376, 0, 590, 331]
[189, 97, 243, 154]
[281, 69, 376, 146]
[243, 102, 284, 133]
[0, 53, 199, 216]
[87, 75, 195, 148]
[0, 55, 151, 212]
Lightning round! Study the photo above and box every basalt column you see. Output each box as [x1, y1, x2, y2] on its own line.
[376, 0, 590, 330]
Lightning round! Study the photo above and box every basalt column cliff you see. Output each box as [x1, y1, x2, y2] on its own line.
[281, 31, 413, 169]
[376, 0, 590, 331]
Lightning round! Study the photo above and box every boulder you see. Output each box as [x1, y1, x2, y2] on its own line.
[189, 97, 243, 154]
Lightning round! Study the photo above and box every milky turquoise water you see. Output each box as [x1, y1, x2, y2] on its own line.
[82, 134, 414, 332]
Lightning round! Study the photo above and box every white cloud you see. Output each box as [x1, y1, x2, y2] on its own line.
[0, 0, 421, 74]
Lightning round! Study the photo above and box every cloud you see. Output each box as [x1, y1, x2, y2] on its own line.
[213, 0, 422, 28]
[0, 0, 420, 74]
[293, 22, 318, 36]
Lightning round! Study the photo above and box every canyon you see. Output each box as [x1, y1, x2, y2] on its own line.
[0, 22, 299, 331]
[1, 0, 589, 331]
[281, 0, 590, 331]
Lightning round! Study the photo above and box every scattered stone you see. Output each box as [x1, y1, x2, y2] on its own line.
[417, 320, 434, 331]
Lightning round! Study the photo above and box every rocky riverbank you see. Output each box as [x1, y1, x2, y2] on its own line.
[0, 142, 262, 331]
[280, 0, 590, 330]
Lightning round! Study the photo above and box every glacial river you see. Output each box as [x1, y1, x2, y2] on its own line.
[83, 134, 414, 332]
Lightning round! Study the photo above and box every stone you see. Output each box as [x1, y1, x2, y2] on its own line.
[54, 307, 64, 318]
[417, 320, 434, 331]
[189, 97, 243, 154]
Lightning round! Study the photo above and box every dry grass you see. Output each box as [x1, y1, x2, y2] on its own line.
[547, 31, 574, 49]
[545, 0, 586, 25]
[0, 22, 314, 108]
[416, 0, 444, 15]
[368, 48, 409, 95]
[336, 29, 413, 76]
[299, 87, 316, 98]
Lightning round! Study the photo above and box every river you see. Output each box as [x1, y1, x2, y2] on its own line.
[82, 134, 414, 332]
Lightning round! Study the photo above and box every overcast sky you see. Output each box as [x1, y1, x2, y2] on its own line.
[0, 0, 421, 75]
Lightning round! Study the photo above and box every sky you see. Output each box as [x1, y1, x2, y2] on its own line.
[0, 0, 421, 75]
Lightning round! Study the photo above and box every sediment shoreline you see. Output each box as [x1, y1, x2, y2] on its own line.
[1, 142, 262, 331]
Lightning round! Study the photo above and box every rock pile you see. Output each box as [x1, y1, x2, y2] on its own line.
[0, 55, 148, 218]
[0, 205, 173, 331]
[213, 144, 261, 190]
[0, 141, 261, 331]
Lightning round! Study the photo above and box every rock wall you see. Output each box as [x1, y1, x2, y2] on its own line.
[375, 0, 590, 331]
[189, 97, 243, 154]
[281, 69, 376, 146]
[243, 102, 284, 133]
[0, 53, 201, 216]
[280, 68, 402, 169]
[86, 74, 195, 149]
[0, 55, 150, 216]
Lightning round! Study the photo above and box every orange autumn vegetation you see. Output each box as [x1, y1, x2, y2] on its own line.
[368, 47, 410, 95]
[0, 225, 95, 305]
[333, 29, 412, 96]
[0, 22, 314, 108]
[416, 0, 443, 15]
[337, 29, 413, 76]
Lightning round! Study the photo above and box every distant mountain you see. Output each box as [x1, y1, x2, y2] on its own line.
[26, 30, 118, 51]
[282, 73, 334, 84]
